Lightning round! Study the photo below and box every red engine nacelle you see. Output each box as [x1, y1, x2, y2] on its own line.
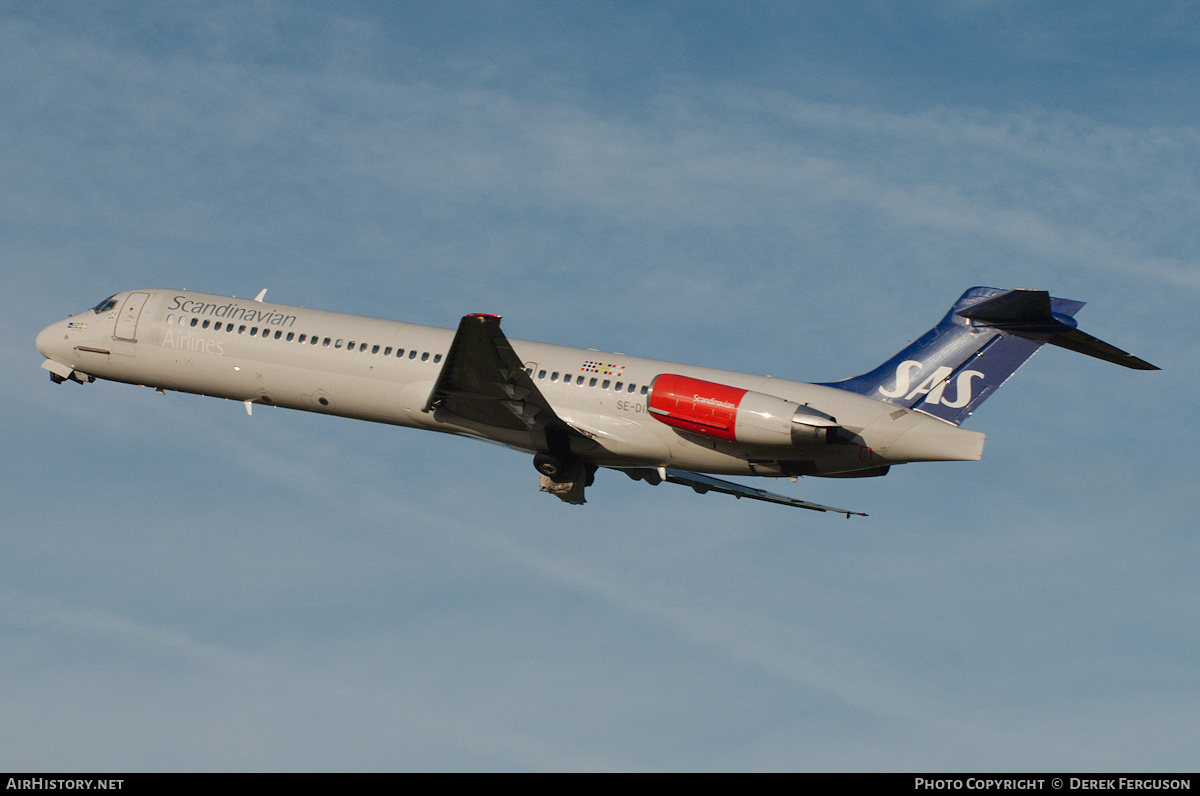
[647, 374, 839, 446]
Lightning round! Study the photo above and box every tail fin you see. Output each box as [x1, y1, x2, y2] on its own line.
[823, 287, 1158, 425]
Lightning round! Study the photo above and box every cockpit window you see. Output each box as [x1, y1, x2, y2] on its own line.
[91, 295, 118, 314]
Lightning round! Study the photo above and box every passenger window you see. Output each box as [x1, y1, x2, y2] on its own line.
[274, 330, 282, 339]
[384, 347, 392, 356]
[322, 338, 331, 347]
[538, 370, 546, 379]
[347, 341, 355, 350]
[202, 320, 210, 329]
[434, 354, 442, 363]
[602, 380, 610, 389]
[250, 326, 257, 335]
[421, 352, 429, 361]
[191, 318, 199, 327]
[640, 385, 649, 395]
[298, 334, 306, 343]
[614, 381, 622, 391]
[361, 343, 368, 352]
[628, 383, 636, 393]
[335, 339, 343, 349]
[409, 351, 417, 359]
[563, 374, 572, 384]
[372, 345, 380, 354]
[551, 372, 559, 381]
[589, 378, 597, 387]
[287, 332, 294, 341]
[238, 325, 246, 334]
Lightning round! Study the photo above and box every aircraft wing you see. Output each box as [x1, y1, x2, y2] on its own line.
[619, 467, 867, 517]
[423, 313, 573, 443]
[427, 315, 865, 516]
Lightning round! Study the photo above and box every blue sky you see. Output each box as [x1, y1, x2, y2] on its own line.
[3, 1, 1197, 771]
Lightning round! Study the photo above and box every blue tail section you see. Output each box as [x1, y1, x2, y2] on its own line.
[822, 287, 1157, 425]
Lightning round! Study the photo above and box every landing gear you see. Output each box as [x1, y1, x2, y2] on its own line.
[533, 452, 567, 479]
[533, 453, 597, 505]
[47, 370, 93, 385]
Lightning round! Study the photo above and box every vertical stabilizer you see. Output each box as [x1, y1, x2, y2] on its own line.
[822, 287, 1154, 425]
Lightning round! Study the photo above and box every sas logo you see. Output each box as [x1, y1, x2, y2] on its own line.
[879, 360, 985, 408]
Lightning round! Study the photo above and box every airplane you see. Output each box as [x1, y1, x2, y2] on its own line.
[36, 286, 1157, 517]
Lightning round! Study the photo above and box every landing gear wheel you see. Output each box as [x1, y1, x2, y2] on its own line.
[534, 453, 593, 505]
[533, 452, 567, 481]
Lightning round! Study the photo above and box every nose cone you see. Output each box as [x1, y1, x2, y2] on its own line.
[36, 320, 65, 360]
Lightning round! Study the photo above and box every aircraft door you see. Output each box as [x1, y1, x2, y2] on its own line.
[114, 292, 150, 341]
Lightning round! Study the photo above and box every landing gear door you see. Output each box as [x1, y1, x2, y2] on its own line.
[114, 292, 150, 341]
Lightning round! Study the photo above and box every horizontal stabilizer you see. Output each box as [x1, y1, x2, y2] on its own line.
[958, 289, 1159, 370]
[1045, 328, 1159, 370]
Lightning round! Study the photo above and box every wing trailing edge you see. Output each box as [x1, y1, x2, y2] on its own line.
[619, 467, 867, 517]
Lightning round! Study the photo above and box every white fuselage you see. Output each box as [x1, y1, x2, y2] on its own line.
[36, 289, 984, 477]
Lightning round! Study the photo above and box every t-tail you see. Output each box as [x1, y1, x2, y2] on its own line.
[823, 286, 1158, 425]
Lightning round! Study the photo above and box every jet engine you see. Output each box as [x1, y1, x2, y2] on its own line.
[647, 374, 839, 446]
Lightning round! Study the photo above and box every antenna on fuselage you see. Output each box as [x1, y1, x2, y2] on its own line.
[253, 289, 267, 302]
